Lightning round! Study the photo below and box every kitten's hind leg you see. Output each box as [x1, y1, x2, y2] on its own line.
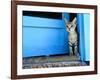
[74, 41, 79, 56]
[74, 46, 80, 60]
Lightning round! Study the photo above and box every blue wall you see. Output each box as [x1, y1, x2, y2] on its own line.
[83, 14, 90, 61]
[77, 13, 90, 61]
[77, 14, 85, 61]
[22, 16, 69, 57]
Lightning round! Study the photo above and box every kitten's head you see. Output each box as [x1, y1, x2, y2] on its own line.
[64, 17, 77, 32]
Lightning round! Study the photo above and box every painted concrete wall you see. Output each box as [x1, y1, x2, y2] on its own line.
[77, 13, 90, 61]
[77, 14, 85, 61]
[83, 14, 90, 61]
[22, 16, 69, 57]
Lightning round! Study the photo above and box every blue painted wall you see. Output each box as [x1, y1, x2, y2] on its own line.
[77, 14, 85, 61]
[83, 14, 90, 61]
[22, 16, 69, 57]
[77, 13, 90, 61]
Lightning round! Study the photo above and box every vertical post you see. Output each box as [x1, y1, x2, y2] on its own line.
[77, 14, 85, 61]
[83, 14, 90, 61]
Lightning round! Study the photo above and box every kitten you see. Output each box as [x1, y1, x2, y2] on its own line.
[64, 17, 79, 56]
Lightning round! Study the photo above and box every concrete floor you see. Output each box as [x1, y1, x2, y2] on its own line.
[23, 55, 87, 69]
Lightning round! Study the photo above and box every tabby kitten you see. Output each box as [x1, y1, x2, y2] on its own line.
[64, 17, 79, 56]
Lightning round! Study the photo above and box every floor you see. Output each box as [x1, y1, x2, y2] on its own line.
[23, 55, 87, 69]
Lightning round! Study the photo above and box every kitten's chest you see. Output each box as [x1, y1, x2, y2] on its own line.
[69, 32, 77, 43]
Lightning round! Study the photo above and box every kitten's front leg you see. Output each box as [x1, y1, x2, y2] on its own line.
[74, 45, 78, 56]
[69, 42, 73, 56]
[69, 46, 73, 56]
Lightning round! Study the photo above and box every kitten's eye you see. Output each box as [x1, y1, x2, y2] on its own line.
[71, 25, 73, 27]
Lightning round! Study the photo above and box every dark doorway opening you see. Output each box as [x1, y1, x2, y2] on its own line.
[23, 11, 62, 19]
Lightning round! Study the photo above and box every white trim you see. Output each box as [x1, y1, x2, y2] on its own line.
[17, 5, 95, 75]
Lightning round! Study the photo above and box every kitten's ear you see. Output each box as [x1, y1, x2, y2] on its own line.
[72, 17, 76, 24]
